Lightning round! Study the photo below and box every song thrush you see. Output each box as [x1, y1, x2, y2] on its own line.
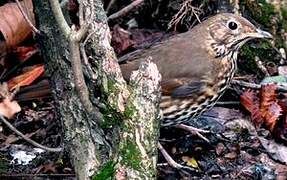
[119, 13, 272, 126]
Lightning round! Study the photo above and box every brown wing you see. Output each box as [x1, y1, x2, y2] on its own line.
[161, 78, 205, 97]
[119, 27, 213, 98]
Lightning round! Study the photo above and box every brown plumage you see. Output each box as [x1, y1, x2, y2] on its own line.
[119, 13, 272, 127]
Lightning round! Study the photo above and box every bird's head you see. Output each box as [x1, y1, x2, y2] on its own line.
[206, 13, 272, 57]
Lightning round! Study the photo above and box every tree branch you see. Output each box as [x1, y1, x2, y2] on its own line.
[108, 0, 144, 21]
[49, 0, 71, 38]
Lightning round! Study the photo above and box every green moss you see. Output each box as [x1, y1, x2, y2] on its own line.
[120, 139, 141, 171]
[275, 36, 287, 49]
[238, 43, 272, 76]
[280, 7, 287, 30]
[241, 0, 276, 28]
[107, 79, 117, 94]
[100, 104, 123, 128]
[123, 103, 136, 119]
[92, 161, 116, 180]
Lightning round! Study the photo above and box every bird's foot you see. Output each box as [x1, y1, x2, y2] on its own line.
[175, 124, 210, 143]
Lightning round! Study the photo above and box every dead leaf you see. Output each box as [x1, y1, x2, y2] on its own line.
[0, 83, 21, 118]
[0, 0, 34, 47]
[260, 84, 277, 119]
[0, 98, 21, 119]
[4, 134, 20, 145]
[7, 65, 45, 90]
[34, 162, 57, 173]
[215, 143, 225, 155]
[264, 103, 282, 131]
[224, 152, 238, 159]
[181, 156, 199, 168]
[240, 90, 262, 128]
[111, 25, 135, 55]
[259, 137, 287, 164]
[15, 46, 38, 62]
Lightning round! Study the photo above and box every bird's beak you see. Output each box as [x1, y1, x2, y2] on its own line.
[253, 29, 273, 39]
[245, 29, 273, 39]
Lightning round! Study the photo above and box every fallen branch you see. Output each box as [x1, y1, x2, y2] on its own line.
[0, 115, 62, 152]
[108, 0, 144, 21]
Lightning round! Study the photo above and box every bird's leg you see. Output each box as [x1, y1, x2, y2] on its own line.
[175, 124, 210, 143]
[157, 142, 183, 169]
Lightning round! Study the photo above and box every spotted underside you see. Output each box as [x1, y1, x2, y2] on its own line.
[161, 51, 238, 127]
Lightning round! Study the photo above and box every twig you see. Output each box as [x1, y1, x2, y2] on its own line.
[231, 80, 287, 92]
[79, 0, 84, 26]
[108, 0, 144, 21]
[157, 142, 183, 169]
[49, 0, 71, 38]
[70, 31, 95, 115]
[106, 0, 116, 14]
[168, 0, 203, 30]
[0, 115, 62, 152]
[15, 0, 41, 34]
[216, 101, 240, 105]
[255, 56, 270, 76]
[176, 124, 210, 143]
[80, 43, 97, 81]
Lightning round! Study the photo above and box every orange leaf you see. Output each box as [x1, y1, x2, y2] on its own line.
[260, 84, 277, 118]
[240, 90, 262, 128]
[7, 65, 45, 90]
[264, 102, 282, 131]
[0, 0, 34, 47]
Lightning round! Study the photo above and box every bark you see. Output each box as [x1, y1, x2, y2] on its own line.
[33, 0, 160, 179]
[116, 58, 161, 179]
[33, 1, 111, 179]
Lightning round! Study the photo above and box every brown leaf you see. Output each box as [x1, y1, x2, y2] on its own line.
[215, 143, 225, 156]
[4, 134, 20, 145]
[264, 102, 282, 131]
[0, 98, 21, 119]
[0, 0, 34, 47]
[224, 152, 238, 159]
[0, 83, 21, 118]
[240, 90, 262, 128]
[7, 65, 45, 90]
[33, 162, 57, 174]
[260, 84, 277, 119]
[15, 46, 38, 62]
[111, 25, 135, 55]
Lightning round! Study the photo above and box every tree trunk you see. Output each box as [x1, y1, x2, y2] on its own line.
[33, 0, 160, 179]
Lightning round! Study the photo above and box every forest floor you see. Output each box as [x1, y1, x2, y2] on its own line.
[0, 0, 287, 179]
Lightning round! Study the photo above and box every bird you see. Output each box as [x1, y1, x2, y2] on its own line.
[119, 13, 272, 127]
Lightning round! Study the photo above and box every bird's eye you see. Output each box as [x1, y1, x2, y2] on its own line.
[227, 21, 238, 30]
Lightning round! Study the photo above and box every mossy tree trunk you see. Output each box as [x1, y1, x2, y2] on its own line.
[33, 0, 160, 179]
